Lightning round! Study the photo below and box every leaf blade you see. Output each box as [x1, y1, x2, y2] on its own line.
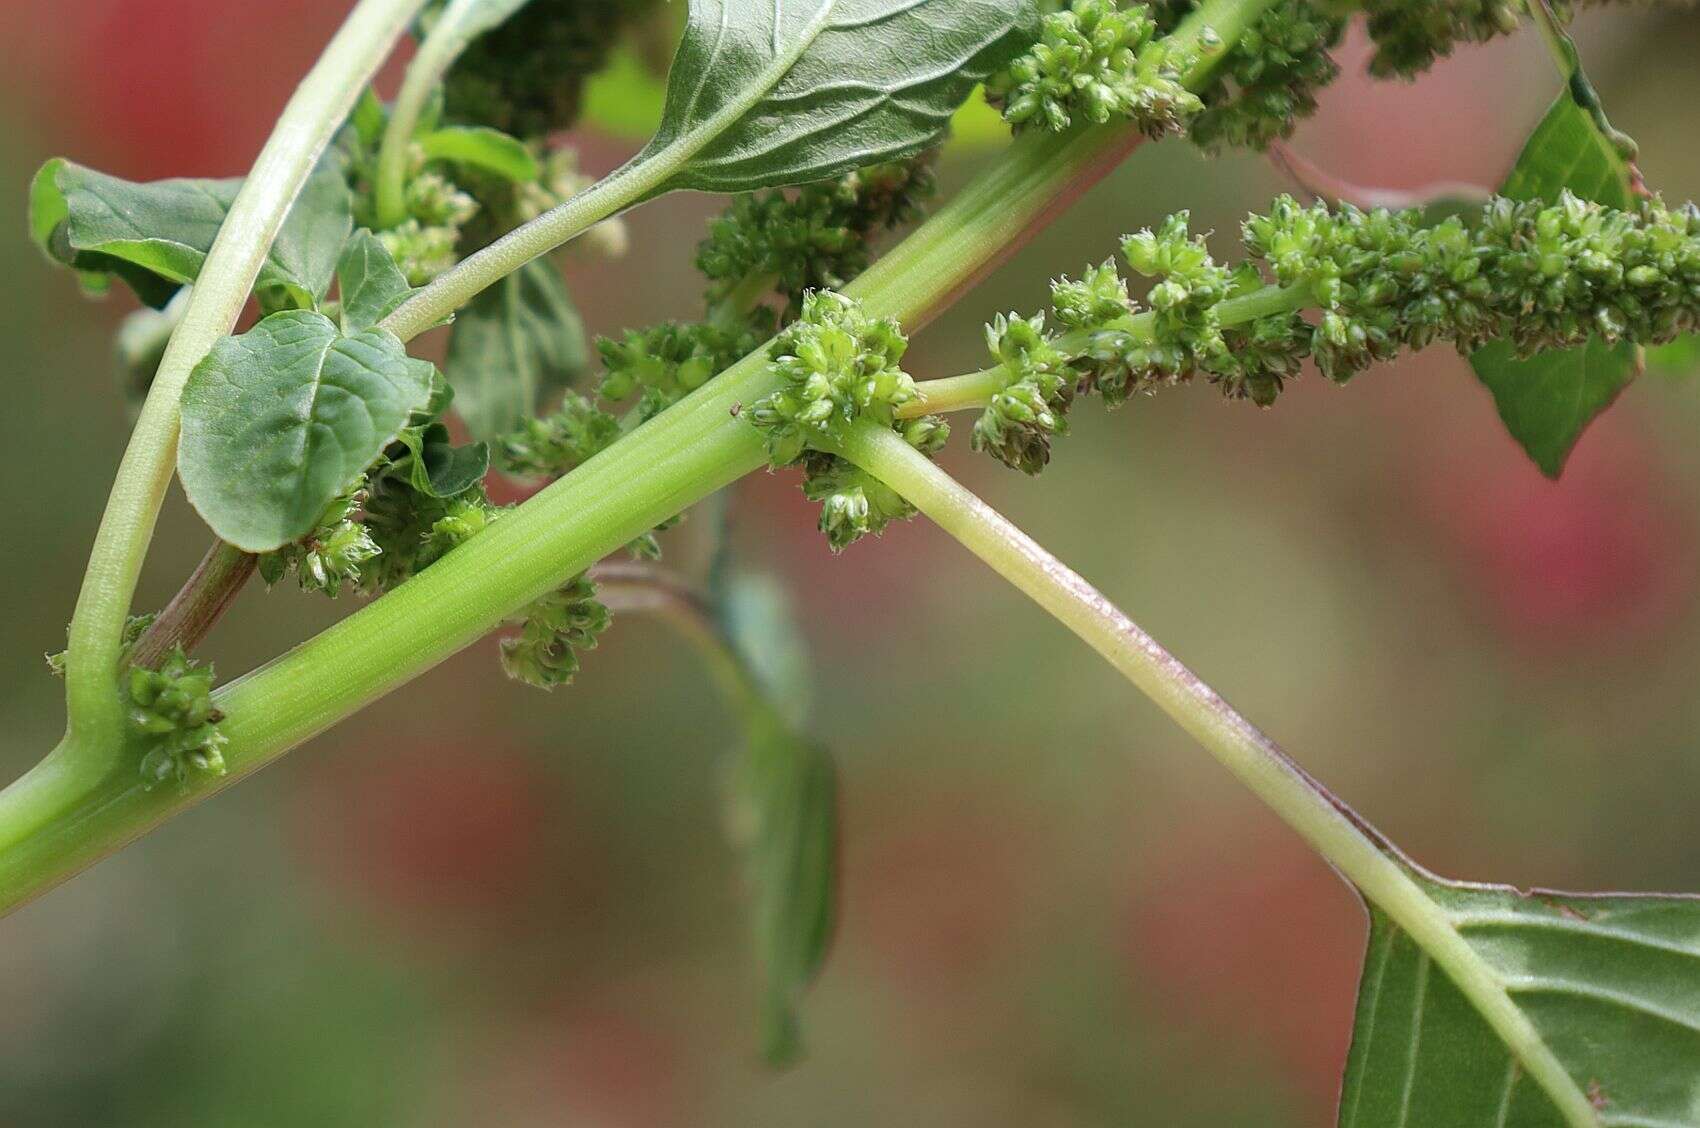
[1339, 874, 1700, 1127]
[1467, 91, 1639, 478]
[179, 310, 435, 551]
[336, 229, 416, 332]
[30, 154, 353, 309]
[640, 0, 1036, 194]
[444, 257, 588, 442]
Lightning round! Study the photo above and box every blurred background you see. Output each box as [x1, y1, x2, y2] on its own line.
[1, 4, 1698, 1125]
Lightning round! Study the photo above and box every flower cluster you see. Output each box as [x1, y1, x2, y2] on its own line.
[599, 319, 770, 422]
[1357, 0, 1526, 78]
[500, 573, 612, 689]
[259, 481, 380, 598]
[128, 648, 227, 789]
[498, 391, 622, 480]
[696, 157, 937, 317]
[439, 0, 659, 139]
[974, 313, 1077, 474]
[986, 0, 1202, 136]
[747, 291, 951, 550]
[362, 164, 480, 286]
[360, 480, 501, 592]
[970, 190, 1700, 474]
[1159, 0, 1344, 151]
[749, 291, 919, 466]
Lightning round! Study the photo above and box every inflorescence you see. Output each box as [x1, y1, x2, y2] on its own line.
[968, 191, 1700, 473]
[697, 158, 938, 318]
[128, 648, 227, 789]
[749, 291, 951, 551]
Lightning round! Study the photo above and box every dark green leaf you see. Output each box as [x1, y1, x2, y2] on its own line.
[336, 229, 415, 332]
[1468, 91, 1638, 479]
[419, 126, 540, 182]
[638, 0, 1036, 194]
[444, 257, 588, 441]
[30, 152, 353, 310]
[179, 310, 435, 551]
[1340, 873, 1700, 1126]
[731, 721, 838, 1066]
[396, 421, 491, 498]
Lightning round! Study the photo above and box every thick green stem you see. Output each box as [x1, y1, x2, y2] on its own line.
[833, 421, 1599, 1128]
[0, 122, 1145, 913]
[3, 0, 1284, 910]
[60, 0, 425, 767]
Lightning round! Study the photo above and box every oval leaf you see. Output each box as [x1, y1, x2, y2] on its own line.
[179, 310, 435, 552]
[1340, 873, 1700, 1126]
[639, 0, 1036, 194]
[1468, 90, 1639, 479]
[444, 257, 588, 441]
[30, 153, 352, 310]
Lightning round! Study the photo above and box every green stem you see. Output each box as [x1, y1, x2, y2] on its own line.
[832, 421, 1599, 1128]
[0, 122, 1146, 913]
[372, 14, 448, 228]
[61, 0, 426, 766]
[709, 271, 780, 333]
[903, 281, 1312, 417]
[2, 0, 1285, 910]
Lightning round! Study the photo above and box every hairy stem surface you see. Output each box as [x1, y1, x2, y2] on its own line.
[833, 420, 1599, 1128]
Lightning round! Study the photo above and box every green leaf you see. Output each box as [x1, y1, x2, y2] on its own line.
[719, 572, 814, 731]
[1339, 872, 1700, 1126]
[418, 125, 541, 182]
[1468, 91, 1638, 479]
[730, 720, 838, 1066]
[179, 310, 435, 552]
[444, 257, 587, 441]
[580, 45, 669, 139]
[637, 0, 1036, 194]
[1647, 334, 1700, 378]
[715, 571, 834, 1064]
[335, 229, 415, 332]
[30, 152, 353, 310]
[395, 421, 491, 498]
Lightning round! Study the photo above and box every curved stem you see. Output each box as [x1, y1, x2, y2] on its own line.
[371, 15, 449, 228]
[128, 542, 257, 670]
[0, 122, 1145, 914]
[60, 0, 426, 768]
[833, 421, 1599, 1128]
